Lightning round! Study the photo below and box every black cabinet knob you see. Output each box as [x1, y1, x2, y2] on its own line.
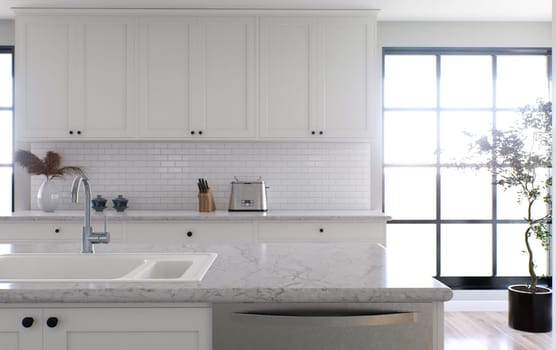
[311, 131, 316, 135]
[319, 131, 323, 135]
[54, 228, 60, 233]
[21, 317, 34, 328]
[319, 228, 324, 233]
[77, 130, 82, 135]
[198, 130, 203, 135]
[186, 231, 193, 237]
[46, 317, 58, 328]
[69, 130, 74, 135]
[190, 131, 195, 135]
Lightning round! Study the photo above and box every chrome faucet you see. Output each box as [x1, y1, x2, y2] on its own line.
[71, 175, 110, 253]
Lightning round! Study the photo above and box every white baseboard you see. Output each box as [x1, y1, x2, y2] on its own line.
[445, 290, 507, 312]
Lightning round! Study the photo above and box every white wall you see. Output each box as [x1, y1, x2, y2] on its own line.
[0, 19, 14, 45]
[379, 21, 551, 47]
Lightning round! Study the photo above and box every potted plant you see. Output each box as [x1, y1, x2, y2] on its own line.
[14, 150, 83, 212]
[468, 99, 552, 332]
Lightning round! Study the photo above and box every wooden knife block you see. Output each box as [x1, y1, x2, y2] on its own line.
[198, 189, 216, 212]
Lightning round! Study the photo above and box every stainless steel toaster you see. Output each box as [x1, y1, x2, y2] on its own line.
[228, 177, 268, 212]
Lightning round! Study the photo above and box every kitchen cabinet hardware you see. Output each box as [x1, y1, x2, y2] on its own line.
[186, 231, 193, 237]
[191, 131, 195, 135]
[54, 228, 60, 233]
[21, 317, 34, 328]
[69, 130, 73, 135]
[77, 130, 81, 135]
[198, 130, 203, 135]
[311, 131, 315, 135]
[319, 228, 324, 233]
[46, 317, 58, 328]
[319, 131, 323, 135]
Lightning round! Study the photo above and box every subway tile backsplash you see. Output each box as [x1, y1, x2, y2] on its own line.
[29, 142, 372, 211]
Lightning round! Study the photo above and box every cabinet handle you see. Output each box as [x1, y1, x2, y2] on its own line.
[46, 317, 59, 328]
[21, 317, 34, 328]
[54, 228, 60, 233]
[319, 228, 324, 233]
[190, 131, 195, 135]
[69, 130, 74, 135]
[198, 130, 203, 135]
[77, 130, 82, 135]
[319, 131, 323, 135]
[311, 131, 316, 135]
[186, 231, 193, 237]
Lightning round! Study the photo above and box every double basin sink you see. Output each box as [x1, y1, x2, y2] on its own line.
[0, 252, 217, 282]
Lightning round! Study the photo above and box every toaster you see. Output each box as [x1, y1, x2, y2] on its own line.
[228, 177, 268, 212]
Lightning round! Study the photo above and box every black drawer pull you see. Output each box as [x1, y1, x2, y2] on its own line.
[46, 317, 58, 328]
[186, 231, 193, 237]
[21, 317, 34, 328]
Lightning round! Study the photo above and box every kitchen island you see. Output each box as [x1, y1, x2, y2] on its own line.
[0, 242, 450, 350]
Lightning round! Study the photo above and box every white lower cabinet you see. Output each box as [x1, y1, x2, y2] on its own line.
[257, 222, 385, 245]
[124, 222, 256, 244]
[0, 222, 124, 243]
[0, 306, 211, 350]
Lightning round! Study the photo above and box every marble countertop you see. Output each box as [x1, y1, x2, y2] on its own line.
[0, 242, 451, 304]
[0, 210, 391, 222]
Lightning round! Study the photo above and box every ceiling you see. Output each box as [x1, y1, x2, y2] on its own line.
[0, 0, 552, 21]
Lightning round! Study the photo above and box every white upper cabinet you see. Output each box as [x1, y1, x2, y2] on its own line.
[260, 14, 377, 140]
[139, 16, 256, 139]
[259, 17, 317, 138]
[15, 10, 376, 141]
[16, 15, 137, 140]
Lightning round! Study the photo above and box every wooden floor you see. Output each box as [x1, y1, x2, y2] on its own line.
[445, 312, 554, 350]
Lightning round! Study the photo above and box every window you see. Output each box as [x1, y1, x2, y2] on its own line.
[383, 48, 551, 289]
[0, 46, 14, 213]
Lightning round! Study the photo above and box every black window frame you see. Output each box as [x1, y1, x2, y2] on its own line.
[382, 47, 552, 289]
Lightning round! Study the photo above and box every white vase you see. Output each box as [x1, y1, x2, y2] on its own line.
[37, 178, 59, 212]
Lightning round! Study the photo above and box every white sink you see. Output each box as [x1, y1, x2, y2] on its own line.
[0, 253, 217, 282]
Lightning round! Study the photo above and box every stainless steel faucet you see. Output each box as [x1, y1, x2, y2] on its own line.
[71, 175, 110, 253]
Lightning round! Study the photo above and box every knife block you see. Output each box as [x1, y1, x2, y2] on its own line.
[198, 189, 216, 212]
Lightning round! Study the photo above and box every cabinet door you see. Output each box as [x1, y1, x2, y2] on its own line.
[15, 17, 73, 139]
[0, 309, 42, 350]
[74, 17, 137, 138]
[259, 17, 318, 138]
[125, 222, 255, 244]
[257, 222, 385, 245]
[0, 222, 124, 243]
[191, 16, 256, 138]
[139, 17, 195, 138]
[43, 307, 211, 350]
[317, 16, 376, 139]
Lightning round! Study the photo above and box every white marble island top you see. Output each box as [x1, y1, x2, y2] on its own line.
[0, 242, 451, 304]
[0, 210, 391, 222]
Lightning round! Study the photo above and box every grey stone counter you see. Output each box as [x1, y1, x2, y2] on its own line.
[0, 242, 451, 304]
[0, 210, 391, 222]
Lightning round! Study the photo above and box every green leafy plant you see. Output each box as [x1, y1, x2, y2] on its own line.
[14, 150, 83, 180]
[468, 99, 551, 291]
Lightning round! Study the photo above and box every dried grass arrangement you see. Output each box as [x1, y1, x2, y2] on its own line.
[14, 150, 83, 180]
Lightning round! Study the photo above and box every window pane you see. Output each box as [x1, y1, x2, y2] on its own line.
[441, 224, 492, 276]
[439, 111, 492, 164]
[497, 224, 548, 276]
[384, 55, 437, 108]
[440, 55, 493, 108]
[0, 167, 12, 214]
[384, 167, 436, 220]
[0, 53, 12, 107]
[441, 168, 492, 219]
[497, 56, 549, 108]
[0, 111, 12, 163]
[387, 224, 437, 277]
[384, 111, 436, 164]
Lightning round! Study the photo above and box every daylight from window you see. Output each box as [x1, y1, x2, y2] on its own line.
[383, 49, 551, 287]
[0, 49, 13, 214]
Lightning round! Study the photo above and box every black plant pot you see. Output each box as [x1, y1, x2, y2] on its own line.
[508, 284, 552, 332]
